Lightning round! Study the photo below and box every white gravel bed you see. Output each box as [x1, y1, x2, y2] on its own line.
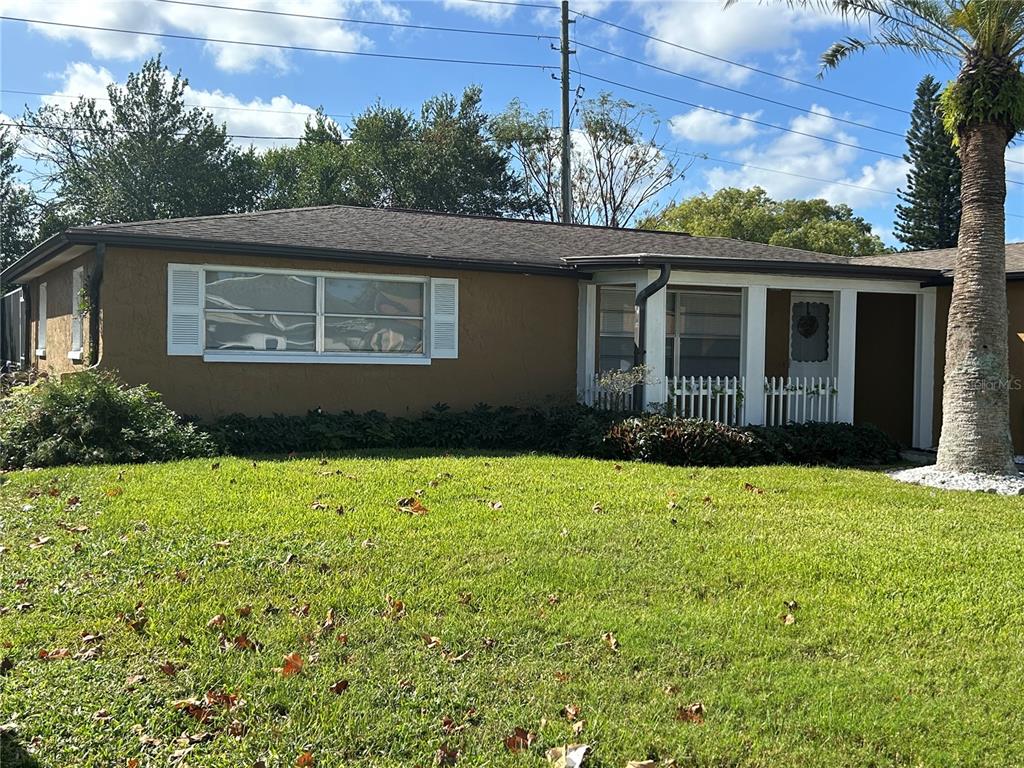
[889, 465, 1024, 496]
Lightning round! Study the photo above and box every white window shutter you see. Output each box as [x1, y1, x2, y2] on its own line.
[167, 264, 203, 356]
[430, 278, 459, 359]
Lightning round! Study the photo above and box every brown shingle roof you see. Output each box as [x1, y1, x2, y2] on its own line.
[67, 204, 860, 268]
[854, 242, 1024, 273]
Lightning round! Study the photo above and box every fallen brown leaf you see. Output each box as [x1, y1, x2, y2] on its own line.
[504, 727, 536, 753]
[397, 497, 429, 515]
[93, 709, 112, 722]
[436, 743, 459, 765]
[601, 631, 620, 651]
[562, 704, 581, 722]
[278, 652, 304, 677]
[329, 679, 349, 695]
[158, 661, 178, 676]
[743, 482, 764, 494]
[38, 648, 69, 661]
[28, 535, 53, 549]
[675, 702, 705, 724]
[296, 751, 315, 767]
[237, 604, 253, 618]
[207, 613, 227, 629]
[384, 594, 406, 620]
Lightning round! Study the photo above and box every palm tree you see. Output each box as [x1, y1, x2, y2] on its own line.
[776, 0, 1024, 474]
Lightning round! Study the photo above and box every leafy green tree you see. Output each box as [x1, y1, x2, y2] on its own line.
[260, 87, 538, 217]
[782, 0, 1024, 475]
[22, 56, 261, 227]
[643, 187, 889, 257]
[0, 127, 37, 268]
[894, 74, 962, 250]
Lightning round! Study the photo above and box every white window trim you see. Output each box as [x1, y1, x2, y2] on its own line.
[197, 263, 436, 365]
[69, 267, 84, 361]
[35, 282, 47, 358]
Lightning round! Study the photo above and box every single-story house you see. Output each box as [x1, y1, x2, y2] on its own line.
[2, 204, 1023, 450]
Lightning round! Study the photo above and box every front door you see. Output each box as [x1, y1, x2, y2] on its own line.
[789, 292, 834, 379]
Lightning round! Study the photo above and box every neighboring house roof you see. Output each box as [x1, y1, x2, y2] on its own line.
[0, 204, 988, 284]
[852, 242, 1024, 276]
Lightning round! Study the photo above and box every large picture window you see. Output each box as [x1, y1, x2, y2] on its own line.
[202, 269, 426, 357]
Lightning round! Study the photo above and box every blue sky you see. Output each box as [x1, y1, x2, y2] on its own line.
[1, 0, 1022, 245]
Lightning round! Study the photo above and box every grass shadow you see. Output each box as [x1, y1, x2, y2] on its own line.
[0, 731, 41, 768]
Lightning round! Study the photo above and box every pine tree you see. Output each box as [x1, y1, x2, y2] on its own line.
[894, 75, 961, 251]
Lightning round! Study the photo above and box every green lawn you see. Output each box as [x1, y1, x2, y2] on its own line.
[2, 454, 1023, 768]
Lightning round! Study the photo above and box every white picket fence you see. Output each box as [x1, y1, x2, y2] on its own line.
[665, 375, 745, 426]
[582, 373, 841, 427]
[763, 376, 839, 426]
[579, 374, 635, 411]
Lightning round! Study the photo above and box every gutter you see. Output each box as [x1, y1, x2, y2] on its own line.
[564, 254, 943, 282]
[6, 230, 585, 281]
[87, 242, 105, 367]
[632, 263, 672, 408]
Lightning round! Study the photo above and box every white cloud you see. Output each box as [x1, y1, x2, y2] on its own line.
[41, 62, 327, 150]
[2, 0, 407, 72]
[668, 108, 760, 145]
[700, 105, 905, 210]
[633, 0, 842, 85]
[441, 0, 515, 22]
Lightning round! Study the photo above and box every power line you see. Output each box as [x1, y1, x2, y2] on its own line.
[0, 16, 556, 72]
[573, 39, 906, 139]
[1, 88, 356, 121]
[573, 69, 1024, 182]
[152, 0, 559, 41]
[573, 11, 911, 115]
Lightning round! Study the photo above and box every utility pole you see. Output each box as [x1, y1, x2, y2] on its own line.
[559, 0, 573, 224]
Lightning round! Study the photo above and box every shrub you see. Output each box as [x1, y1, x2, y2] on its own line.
[0, 371, 216, 469]
[206, 403, 623, 458]
[605, 416, 779, 467]
[749, 421, 901, 467]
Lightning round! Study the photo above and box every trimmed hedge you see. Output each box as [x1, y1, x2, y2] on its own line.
[205, 404, 623, 458]
[0, 371, 216, 469]
[207, 407, 901, 468]
[749, 421, 901, 467]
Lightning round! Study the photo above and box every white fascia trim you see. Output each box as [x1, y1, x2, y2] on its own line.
[202, 352, 431, 366]
[589, 268, 925, 295]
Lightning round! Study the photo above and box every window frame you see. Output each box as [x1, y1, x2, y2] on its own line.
[199, 264, 431, 365]
[666, 287, 742, 378]
[36, 282, 47, 358]
[68, 267, 84, 361]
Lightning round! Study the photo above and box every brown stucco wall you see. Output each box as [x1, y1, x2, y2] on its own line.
[933, 283, 1024, 452]
[764, 289, 790, 378]
[26, 252, 97, 376]
[95, 247, 579, 419]
[853, 292, 916, 446]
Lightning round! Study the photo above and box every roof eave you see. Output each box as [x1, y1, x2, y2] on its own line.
[563, 253, 944, 282]
[0, 232, 74, 283]
[60, 230, 586, 278]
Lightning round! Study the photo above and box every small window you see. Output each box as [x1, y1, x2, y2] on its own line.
[36, 282, 47, 357]
[598, 286, 636, 372]
[205, 271, 317, 353]
[69, 267, 84, 360]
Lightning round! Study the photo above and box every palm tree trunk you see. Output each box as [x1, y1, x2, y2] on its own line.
[936, 122, 1017, 475]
